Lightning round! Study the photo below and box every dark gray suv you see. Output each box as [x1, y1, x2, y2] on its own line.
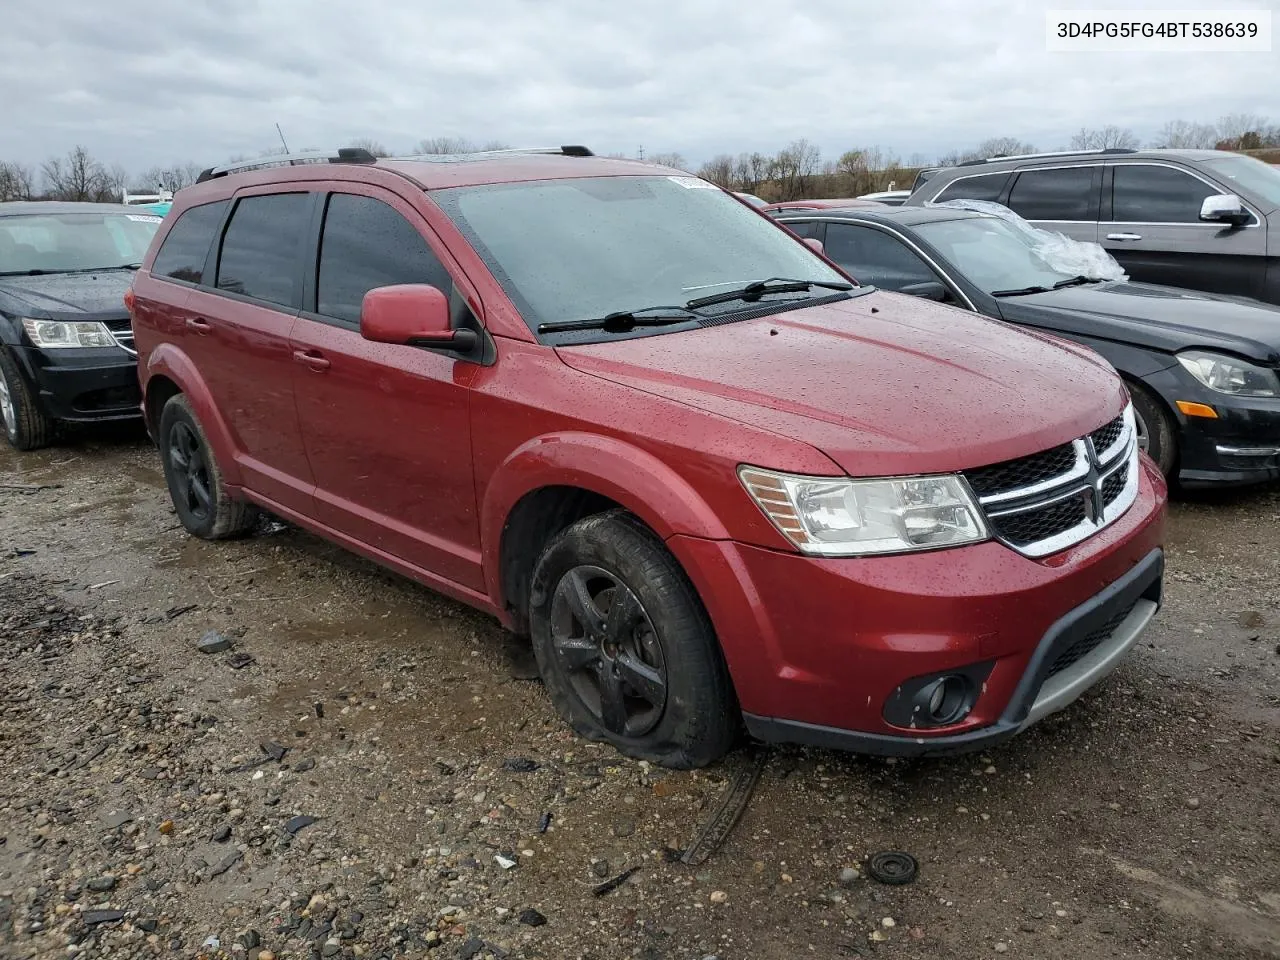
[906, 149, 1280, 305]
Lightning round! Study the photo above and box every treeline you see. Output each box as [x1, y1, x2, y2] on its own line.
[3, 114, 1278, 205]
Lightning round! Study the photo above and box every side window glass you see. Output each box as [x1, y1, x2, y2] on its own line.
[1112, 165, 1219, 223]
[824, 224, 935, 290]
[783, 220, 817, 239]
[216, 193, 311, 307]
[1007, 167, 1096, 220]
[316, 194, 453, 325]
[150, 201, 228, 284]
[934, 173, 1010, 204]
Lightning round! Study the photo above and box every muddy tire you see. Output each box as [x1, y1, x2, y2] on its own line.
[0, 347, 55, 451]
[1126, 380, 1176, 477]
[529, 510, 738, 769]
[158, 394, 258, 539]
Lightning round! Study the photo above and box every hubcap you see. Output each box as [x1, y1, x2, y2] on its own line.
[0, 368, 15, 437]
[549, 565, 667, 738]
[168, 421, 213, 521]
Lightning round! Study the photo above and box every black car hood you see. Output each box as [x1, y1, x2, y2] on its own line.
[1000, 280, 1280, 365]
[0, 270, 135, 320]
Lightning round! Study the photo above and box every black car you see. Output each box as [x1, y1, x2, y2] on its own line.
[774, 205, 1280, 487]
[0, 202, 161, 449]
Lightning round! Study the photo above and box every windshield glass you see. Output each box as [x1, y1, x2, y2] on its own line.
[0, 212, 161, 274]
[432, 175, 848, 334]
[1199, 155, 1280, 207]
[916, 216, 1088, 293]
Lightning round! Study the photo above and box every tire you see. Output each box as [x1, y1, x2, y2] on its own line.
[1126, 380, 1177, 477]
[529, 510, 738, 769]
[158, 394, 258, 539]
[0, 347, 55, 451]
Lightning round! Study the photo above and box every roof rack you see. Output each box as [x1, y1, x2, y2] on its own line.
[196, 147, 379, 183]
[398, 145, 595, 162]
[956, 147, 1138, 167]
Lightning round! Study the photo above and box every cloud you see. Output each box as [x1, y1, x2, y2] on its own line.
[1, 0, 1276, 174]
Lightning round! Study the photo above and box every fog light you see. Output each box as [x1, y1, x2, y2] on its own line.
[922, 675, 970, 725]
[881, 662, 992, 730]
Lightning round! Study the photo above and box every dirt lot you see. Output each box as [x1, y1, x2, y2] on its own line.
[1, 427, 1278, 960]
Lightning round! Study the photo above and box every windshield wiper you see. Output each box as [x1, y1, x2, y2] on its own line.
[1051, 275, 1103, 289]
[0, 269, 50, 276]
[685, 277, 853, 310]
[538, 306, 700, 334]
[990, 285, 1051, 298]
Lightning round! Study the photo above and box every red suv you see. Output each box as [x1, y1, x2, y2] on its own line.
[128, 147, 1167, 768]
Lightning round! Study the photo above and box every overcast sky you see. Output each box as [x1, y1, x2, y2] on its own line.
[2, 0, 1277, 176]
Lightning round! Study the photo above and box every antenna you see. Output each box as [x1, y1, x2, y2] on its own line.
[275, 123, 290, 153]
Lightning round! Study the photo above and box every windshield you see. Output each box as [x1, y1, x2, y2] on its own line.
[432, 175, 848, 335]
[1199, 155, 1280, 207]
[916, 216, 1088, 293]
[0, 212, 161, 274]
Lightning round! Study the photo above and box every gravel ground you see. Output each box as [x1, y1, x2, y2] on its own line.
[1, 427, 1278, 960]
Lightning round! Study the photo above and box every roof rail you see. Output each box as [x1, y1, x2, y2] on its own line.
[397, 145, 595, 162]
[956, 147, 1138, 167]
[196, 147, 378, 183]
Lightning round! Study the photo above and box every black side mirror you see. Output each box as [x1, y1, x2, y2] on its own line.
[899, 280, 949, 301]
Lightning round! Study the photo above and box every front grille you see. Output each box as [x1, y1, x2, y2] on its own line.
[964, 442, 1078, 497]
[1101, 460, 1129, 506]
[103, 316, 136, 356]
[1090, 415, 1124, 457]
[994, 494, 1088, 547]
[1045, 600, 1137, 678]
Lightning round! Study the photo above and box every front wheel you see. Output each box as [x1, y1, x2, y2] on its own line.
[1126, 380, 1177, 477]
[0, 347, 54, 451]
[158, 394, 258, 539]
[529, 510, 738, 768]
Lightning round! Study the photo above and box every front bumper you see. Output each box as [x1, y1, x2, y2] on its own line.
[13, 345, 141, 422]
[667, 456, 1167, 755]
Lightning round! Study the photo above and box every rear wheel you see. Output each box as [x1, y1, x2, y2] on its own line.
[1126, 380, 1176, 477]
[0, 347, 54, 451]
[158, 394, 258, 539]
[529, 510, 737, 768]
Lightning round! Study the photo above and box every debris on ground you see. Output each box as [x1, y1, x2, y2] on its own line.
[680, 747, 769, 866]
[196, 629, 233, 653]
[868, 851, 919, 886]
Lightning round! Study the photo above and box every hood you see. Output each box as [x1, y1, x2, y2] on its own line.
[556, 291, 1128, 477]
[0, 270, 135, 319]
[1004, 281, 1280, 365]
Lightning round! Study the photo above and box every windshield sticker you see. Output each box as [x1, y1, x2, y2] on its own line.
[668, 176, 717, 190]
[126, 214, 163, 223]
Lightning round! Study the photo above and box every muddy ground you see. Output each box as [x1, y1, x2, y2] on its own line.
[1, 427, 1278, 960]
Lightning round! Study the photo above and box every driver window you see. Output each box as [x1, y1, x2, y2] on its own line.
[824, 224, 938, 292]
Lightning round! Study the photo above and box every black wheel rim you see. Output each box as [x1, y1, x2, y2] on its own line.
[1133, 406, 1150, 453]
[168, 421, 213, 521]
[549, 564, 667, 738]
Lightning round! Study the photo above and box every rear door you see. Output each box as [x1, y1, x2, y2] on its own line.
[288, 186, 484, 592]
[181, 189, 316, 512]
[1102, 161, 1267, 297]
[1003, 164, 1101, 243]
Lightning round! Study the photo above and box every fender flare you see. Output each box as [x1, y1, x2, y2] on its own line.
[480, 431, 731, 607]
[144, 342, 243, 487]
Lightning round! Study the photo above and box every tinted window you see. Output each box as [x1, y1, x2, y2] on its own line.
[216, 194, 310, 306]
[782, 219, 817, 238]
[1007, 167, 1096, 220]
[1112, 165, 1218, 223]
[151, 201, 227, 284]
[824, 224, 935, 290]
[317, 194, 452, 324]
[934, 173, 1010, 203]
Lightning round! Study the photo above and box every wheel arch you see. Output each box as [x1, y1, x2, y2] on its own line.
[143, 343, 242, 486]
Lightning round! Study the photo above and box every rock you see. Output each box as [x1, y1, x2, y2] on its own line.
[611, 817, 635, 838]
[1186, 797, 1201, 810]
[257, 952, 276, 960]
[159, 819, 174, 835]
[839, 867, 860, 886]
[238, 929, 261, 949]
[502, 757, 539, 773]
[294, 758, 316, 773]
[881, 917, 896, 928]
[518, 908, 547, 927]
[197, 630, 233, 654]
[101, 810, 133, 828]
[591, 859, 611, 878]
[994, 943, 1009, 953]
[227, 652, 256, 669]
[709, 890, 728, 904]
[284, 815, 317, 835]
[261, 742, 288, 762]
[139, 766, 163, 780]
[213, 825, 232, 843]
[322, 942, 341, 957]
[137, 919, 158, 932]
[87, 876, 117, 892]
[495, 855, 517, 870]
[82, 909, 126, 925]
[459, 937, 485, 959]
[208, 849, 243, 878]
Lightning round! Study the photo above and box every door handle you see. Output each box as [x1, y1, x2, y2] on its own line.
[185, 317, 211, 334]
[292, 349, 331, 372]
[1106, 233, 1143, 241]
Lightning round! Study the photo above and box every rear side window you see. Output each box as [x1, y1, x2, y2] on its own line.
[823, 223, 935, 290]
[1112, 165, 1219, 223]
[1007, 167, 1096, 221]
[316, 194, 453, 324]
[782, 219, 817, 238]
[933, 172, 1010, 204]
[216, 193, 311, 307]
[151, 201, 227, 284]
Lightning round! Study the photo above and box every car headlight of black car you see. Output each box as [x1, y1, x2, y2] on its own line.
[21, 318, 118, 349]
[1176, 350, 1279, 399]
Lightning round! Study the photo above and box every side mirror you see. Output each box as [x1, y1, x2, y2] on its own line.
[803, 237, 825, 255]
[360, 284, 477, 351]
[899, 281, 949, 301]
[1199, 194, 1251, 227]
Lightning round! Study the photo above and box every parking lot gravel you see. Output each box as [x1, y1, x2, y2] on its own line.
[1, 427, 1278, 959]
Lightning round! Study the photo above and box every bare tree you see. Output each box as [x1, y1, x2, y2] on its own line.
[414, 137, 478, 155]
[42, 146, 110, 202]
[773, 139, 821, 201]
[731, 152, 772, 194]
[137, 163, 204, 193]
[698, 154, 735, 188]
[969, 136, 1036, 160]
[1216, 113, 1270, 149]
[1152, 119, 1219, 149]
[0, 162, 36, 201]
[1069, 125, 1140, 151]
[647, 152, 688, 171]
[346, 138, 390, 157]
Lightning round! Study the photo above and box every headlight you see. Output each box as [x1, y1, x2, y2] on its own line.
[22, 318, 117, 349]
[738, 467, 988, 556]
[1177, 350, 1278, 398]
